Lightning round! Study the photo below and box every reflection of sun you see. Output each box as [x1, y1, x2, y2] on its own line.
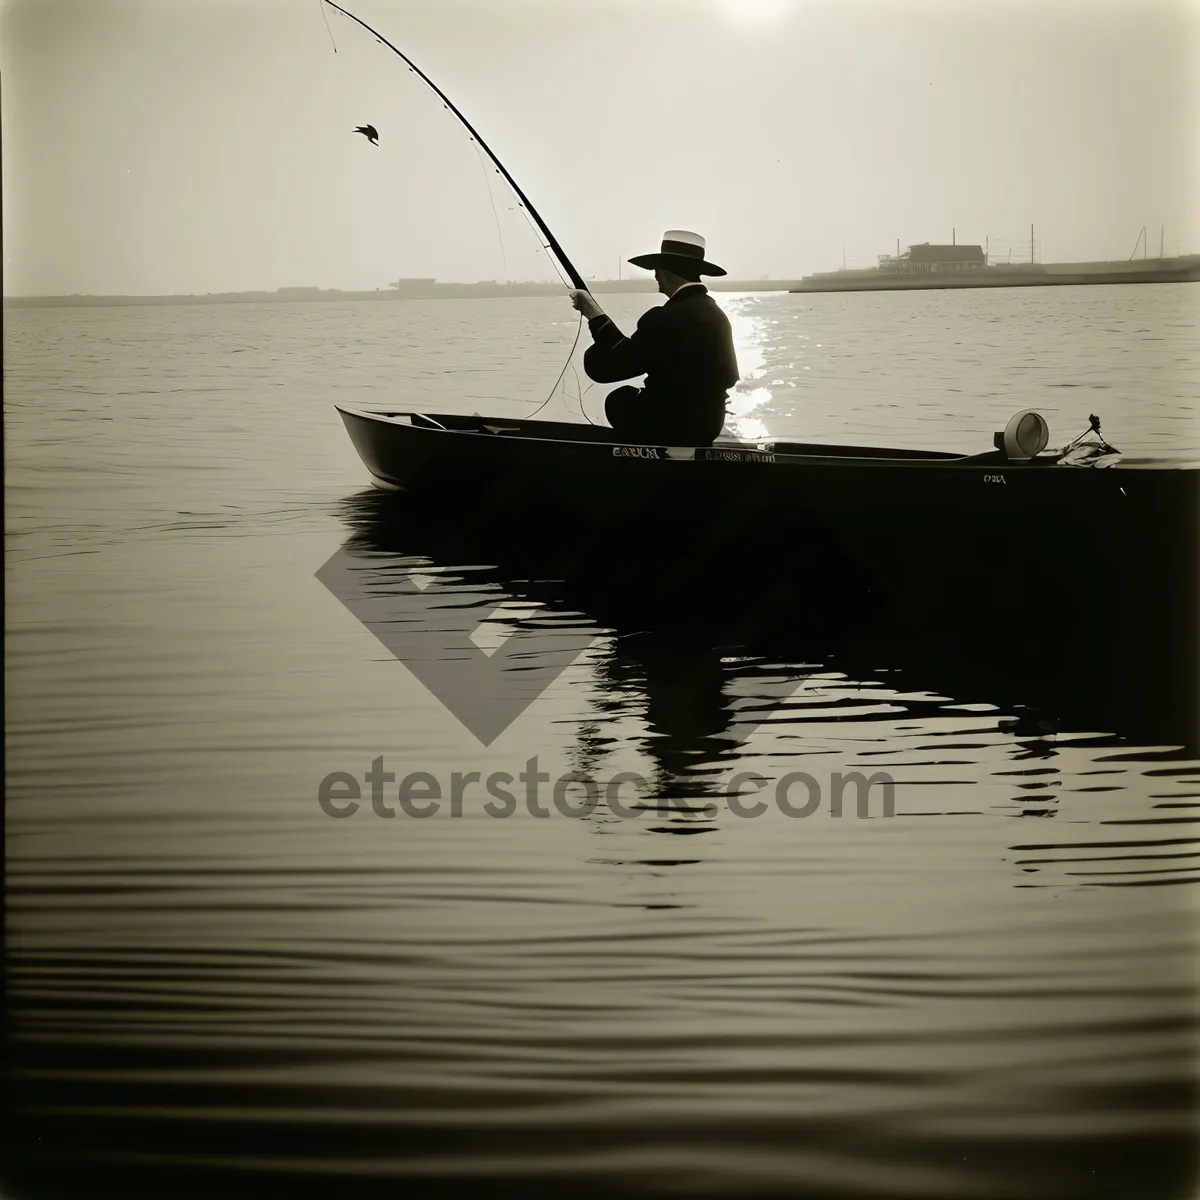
[724, 301, 766, 384]
[718, 0, 792, 26]
[720, 295, 772, 441]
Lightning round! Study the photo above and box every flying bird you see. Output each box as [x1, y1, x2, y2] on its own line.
[353, 125, 379, 146]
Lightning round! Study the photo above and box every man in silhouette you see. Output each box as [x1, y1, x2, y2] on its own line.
[570, 230, 738, 446]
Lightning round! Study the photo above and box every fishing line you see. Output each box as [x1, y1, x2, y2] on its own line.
[476, 155, 575, 294]
[318, 0, 338, 52]
[320, 0, 591, 422]
[506, 194, 591, 422]
[472, 143, 510, 282]
[526, 311, 585, 421]
[477, 163, 587, 420]
[571, 361, 596, 424]
[506, 194, 572, 292]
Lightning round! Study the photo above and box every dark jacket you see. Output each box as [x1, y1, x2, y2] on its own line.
[583, 285, 739, 425]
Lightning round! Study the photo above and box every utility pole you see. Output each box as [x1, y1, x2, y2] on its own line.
[842, 244, 846, 271]
[952, 227, 955, 246]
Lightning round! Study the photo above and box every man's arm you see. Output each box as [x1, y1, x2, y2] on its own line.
[583, 311, 650, 383]
[569, 290, 657, 383]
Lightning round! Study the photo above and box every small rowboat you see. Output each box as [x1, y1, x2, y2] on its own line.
[333, 405, 1194, 542]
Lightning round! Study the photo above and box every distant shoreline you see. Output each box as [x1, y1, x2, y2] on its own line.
[2, 279, 800, 309]
[790, 257, 1200, 293]
[12, 260, 1196, 307]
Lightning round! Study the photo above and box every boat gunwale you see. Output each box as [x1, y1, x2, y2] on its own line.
[335, 405, 1002, 468]
[334, 406, 1199, 471]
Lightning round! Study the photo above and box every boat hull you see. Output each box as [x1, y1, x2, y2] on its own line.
[334, 406, 1191, 544]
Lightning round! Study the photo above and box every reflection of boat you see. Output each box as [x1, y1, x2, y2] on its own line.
[331, 487, 1199, 756]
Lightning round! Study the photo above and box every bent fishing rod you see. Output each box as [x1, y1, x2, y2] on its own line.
[321, 0, 589, 295]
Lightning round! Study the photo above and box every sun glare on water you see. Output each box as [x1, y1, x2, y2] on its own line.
[718, 0, 792, 26]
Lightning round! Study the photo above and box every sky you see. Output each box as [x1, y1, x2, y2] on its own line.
[1, 0, 1197, 295]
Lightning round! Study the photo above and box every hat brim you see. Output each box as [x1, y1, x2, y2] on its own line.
[627, 252, 727, 277]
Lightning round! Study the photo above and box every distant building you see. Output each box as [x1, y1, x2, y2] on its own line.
[878, 243, 987, 273]
[389, 278, 437, 291]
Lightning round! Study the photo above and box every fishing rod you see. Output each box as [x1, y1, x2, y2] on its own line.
[321, 0, 589, 294]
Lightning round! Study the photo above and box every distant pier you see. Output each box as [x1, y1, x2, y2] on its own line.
[790, 240, 1200, 293]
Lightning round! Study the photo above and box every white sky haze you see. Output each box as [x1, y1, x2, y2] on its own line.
[2, 0, 1197, 294]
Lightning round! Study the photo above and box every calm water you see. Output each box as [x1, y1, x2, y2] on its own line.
[5, 286, 1200, 1199]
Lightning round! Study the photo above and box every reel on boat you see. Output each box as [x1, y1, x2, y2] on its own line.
[992, 411, 1121, 465]
[1057, 413, 1121, 466]
[993, 410, 1050, 461]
